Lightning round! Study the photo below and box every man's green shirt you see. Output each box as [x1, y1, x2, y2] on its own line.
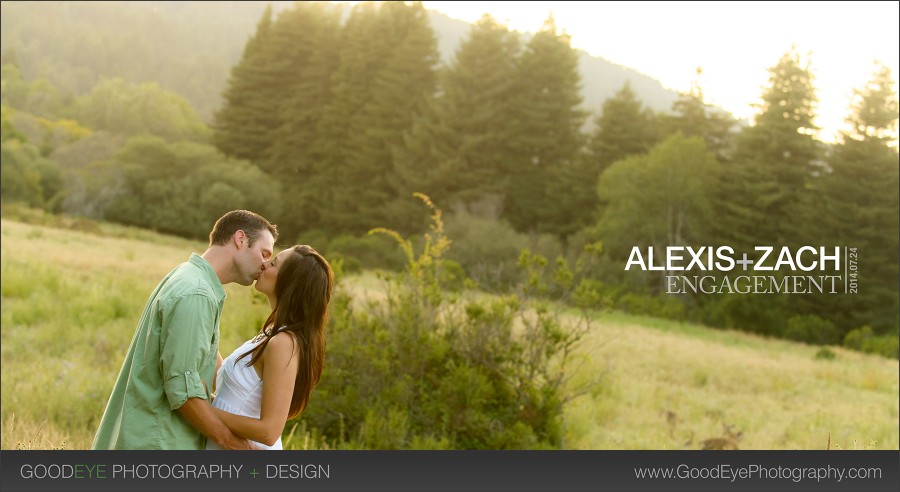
[92, 254, 225, 449]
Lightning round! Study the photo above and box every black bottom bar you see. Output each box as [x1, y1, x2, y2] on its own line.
[1, 450, 898, 492]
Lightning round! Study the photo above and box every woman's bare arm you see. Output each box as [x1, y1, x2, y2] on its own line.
[212, 333, 299, 446]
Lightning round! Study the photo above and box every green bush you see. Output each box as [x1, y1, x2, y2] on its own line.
[785, 314, 841, 345]
[616, 293, 687, 321]
[295, 229, 332, 254]
[76, 136, 282, 240]
[698, 294, 789, 336]
[844, 326, 900, 359]
[326, 233, 406, 272]
[1, 139, 62, 209]
[814, 348, 837, 360]
[302, 194, 597, 449]
[443, 211, 528, 291]
[76, 78, 210, 143]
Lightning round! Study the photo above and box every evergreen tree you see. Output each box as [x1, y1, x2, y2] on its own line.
[805, 62, 899, 335]
[661, 67, 736, 161]
[308, 1, 438, 235]
[589, 81, 660, 175]
[262, 2, 343, 173]
[262, 2, 343, 234]
[1, 105, 26, 143]
[504, 16, 587, 236]
[389, 97, 464, 233]
[215, 3, 344, 167]
[301, 2, 385, 233]
[716, 48, 821, 252]
[706, 49, 822, 335]
[391, 14, 521, 230]
[844, 62, 899, 149]
[584, 81, 662, 236]
[212, 5, 275, 162]
[348, 1, 438, 232]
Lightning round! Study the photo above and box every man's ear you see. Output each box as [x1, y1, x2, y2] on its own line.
[234, 230, 246, 248]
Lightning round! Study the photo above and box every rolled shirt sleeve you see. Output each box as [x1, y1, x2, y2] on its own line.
[159, 293, 218, 410]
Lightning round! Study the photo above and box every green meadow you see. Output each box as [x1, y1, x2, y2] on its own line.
[1, 217, 897, 450]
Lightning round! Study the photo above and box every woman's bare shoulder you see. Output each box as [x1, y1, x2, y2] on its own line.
[265, 331, 299, 357]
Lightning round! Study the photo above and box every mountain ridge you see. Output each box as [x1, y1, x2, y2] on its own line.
[1, 1, 681, 121]
[424, 9, 680, 117]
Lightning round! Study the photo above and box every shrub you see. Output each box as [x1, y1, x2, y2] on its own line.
[616, 293, 687, 321]
[443, 211, 528, 291]
[303, 194, 600, 449]
[785, 314, 841, 345]
[325, 233, 407, 272]
[1, 139, 61, 209]
[814, 348, 837, 360]
[844, 326, 900, 359]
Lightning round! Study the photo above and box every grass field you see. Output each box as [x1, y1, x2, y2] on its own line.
[1, 217, 897, 450]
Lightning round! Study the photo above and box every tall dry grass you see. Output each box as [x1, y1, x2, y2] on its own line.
[2, 216, 898, 449]
[562, 310, 899, 449]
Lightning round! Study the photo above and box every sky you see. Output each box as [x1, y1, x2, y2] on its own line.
[417, 1, 899, 143]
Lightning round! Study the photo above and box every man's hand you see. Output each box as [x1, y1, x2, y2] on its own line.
[177, 397, 260, 449]
[219, 433, 261, 450]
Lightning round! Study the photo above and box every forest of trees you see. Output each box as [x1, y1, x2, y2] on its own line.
[2, 1, 898, 363]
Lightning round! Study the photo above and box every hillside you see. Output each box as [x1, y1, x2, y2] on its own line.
[0, 1, 680, 121]
[1, 213, 896, 450]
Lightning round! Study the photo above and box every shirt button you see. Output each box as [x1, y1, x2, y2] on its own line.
[186, 370, 192, 375]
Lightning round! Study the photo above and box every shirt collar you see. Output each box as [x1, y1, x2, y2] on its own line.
[189, 253, 226, 301]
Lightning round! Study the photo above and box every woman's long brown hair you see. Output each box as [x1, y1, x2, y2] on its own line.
[237, 245, 333, 419]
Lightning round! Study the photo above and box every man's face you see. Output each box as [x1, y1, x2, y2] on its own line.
[234, 229, 274, 286]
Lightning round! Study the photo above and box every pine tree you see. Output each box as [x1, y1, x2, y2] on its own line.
[348, 1, 438, 233]
[391, 14, 521, 229]
[389, 97, 465, 233]
[844, 62, 899, 149]
[662, 67, 736, 161]
[589, 81, 660, 175]
[264, 2, 342, 175]
[214, 2, 343, 173]
[212, 5, 275, 162]
[584, 81, 662, 235]
[716, 48, 822, 252]
[804, 62, 899, 334]
[707, 49, 822, 336]
[504, 16, 587, 236]
[262, 2, 343, 234]
[299, 2, 384, 233]
[308, 1, 438, 235]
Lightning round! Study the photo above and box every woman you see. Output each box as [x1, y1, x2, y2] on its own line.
[207, 245, 333, 449]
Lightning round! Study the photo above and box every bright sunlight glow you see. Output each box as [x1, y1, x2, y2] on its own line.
[413, 1, 899, 144]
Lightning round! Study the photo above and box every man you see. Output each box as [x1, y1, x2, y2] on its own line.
[92, 210, 277, 449]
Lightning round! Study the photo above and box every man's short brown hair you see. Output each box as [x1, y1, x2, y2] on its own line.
[209, 210, 278, 247]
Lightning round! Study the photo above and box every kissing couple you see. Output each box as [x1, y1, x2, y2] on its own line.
[92, 210, 333, 450]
